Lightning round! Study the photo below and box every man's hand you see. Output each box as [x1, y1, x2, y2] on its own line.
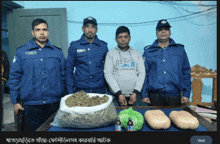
[141, 97, 151, 104]
[128, 93, 137, 105]
[14, 103, 24, 115]
[2, 79, 7, 83]
[118, 94, 127, 106]
[181, 96, 189, 104]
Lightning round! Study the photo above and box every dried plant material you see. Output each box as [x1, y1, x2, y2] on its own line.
[55, 102, 118, 128]
[65, 91, 109, 107]
[51, 91, 118, 128]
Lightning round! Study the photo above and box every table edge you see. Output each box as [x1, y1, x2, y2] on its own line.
[36, 106, 217, 131]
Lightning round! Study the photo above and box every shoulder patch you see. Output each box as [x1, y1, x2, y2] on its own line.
[53, 45, 62, 51]
[144, 45, 151, 49]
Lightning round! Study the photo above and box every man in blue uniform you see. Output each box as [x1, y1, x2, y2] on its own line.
[66, 16, 108, 94]
[9, 18, 66, 131]
[141, 19, 191, 106]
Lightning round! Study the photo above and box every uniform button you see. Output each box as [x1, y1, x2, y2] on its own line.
[88, 48, 90, 50]
[41, 59, 43, 61]
[89, 62, 91, 64]
[42, 72, 44, 74]
[165, 84, 167, 86]
[42, 86, 45, 88]
[90, 76, 92, 78]
[164, 71, 166, 74]
[39, 48, 41, 51]
[163, 59, 165, 62]
[43, 101, 45, 104]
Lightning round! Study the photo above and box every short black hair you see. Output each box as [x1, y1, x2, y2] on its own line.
[32, 18, 48, 30]
[116, 26, 130, 38]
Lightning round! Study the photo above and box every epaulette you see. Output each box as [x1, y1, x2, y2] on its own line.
[99, 40, 107, 45]
[53, 45, 62, 51]
[176, 43, 184, 47]
[69, 41, 74, 46]
[70, 40, 80, 45]
[16, 45, 24, 50]
[144, 45, 151, 49]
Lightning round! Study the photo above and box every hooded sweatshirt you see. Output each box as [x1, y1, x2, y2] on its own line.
[104, 46, 146, 97]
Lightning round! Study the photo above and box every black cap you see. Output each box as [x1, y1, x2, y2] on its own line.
[156, 19, 171, 30]
[83, 16, 97, 26]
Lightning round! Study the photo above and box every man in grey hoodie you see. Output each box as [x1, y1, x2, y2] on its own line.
[104, 26, 146, 106]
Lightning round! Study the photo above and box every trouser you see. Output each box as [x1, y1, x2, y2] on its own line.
[75, 87, 106, 94]
[2, 81, 4, 127]
[23, 101, 60, 131]
[148, 92, 181, 106]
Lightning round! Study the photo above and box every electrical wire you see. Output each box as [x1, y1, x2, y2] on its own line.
[170, 1, 217, 14]
[147, 1, 216, 7]
[170, 3, 216, 7]
[170, 1, 198, 13]
[169, 1, 216, 26]
[67, 6, 216, 26]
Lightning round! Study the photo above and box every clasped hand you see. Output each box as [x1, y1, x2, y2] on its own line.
[118, 93, 137, 106]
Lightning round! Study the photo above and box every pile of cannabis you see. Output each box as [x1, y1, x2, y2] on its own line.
[65, 91, 109, 107]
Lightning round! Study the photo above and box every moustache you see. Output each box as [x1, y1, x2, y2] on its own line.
[86, 32, 94, 35]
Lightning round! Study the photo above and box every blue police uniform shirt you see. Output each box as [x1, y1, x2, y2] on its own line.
[141, 38, 191, 99]
[9, 38, 66, 105]
[66, 34, 108, 94]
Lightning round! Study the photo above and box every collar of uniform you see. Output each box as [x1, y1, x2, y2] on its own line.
[80, 34, 101, 46]
[150, 40, 160, 49]
[168, 38, 178, 46]
[151, 38, 178, 48]
[27, 38, 55, 50]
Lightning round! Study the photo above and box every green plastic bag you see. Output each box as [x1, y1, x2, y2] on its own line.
[118, 107, 144, 131]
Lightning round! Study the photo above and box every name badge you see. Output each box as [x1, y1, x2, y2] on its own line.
[25, 51, 37, 55]
[77, 49, 86, 53]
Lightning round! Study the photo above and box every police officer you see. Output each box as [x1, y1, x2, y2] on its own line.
[9, 18, 66, 131]
[66, 16, 108, 94]
[141, 19, 191, 106]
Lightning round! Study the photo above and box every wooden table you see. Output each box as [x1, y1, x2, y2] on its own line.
[36, 105, 217, 131]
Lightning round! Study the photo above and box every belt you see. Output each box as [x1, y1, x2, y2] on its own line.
[76, 86, 105, 90]
[149, 90, 181, 97]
